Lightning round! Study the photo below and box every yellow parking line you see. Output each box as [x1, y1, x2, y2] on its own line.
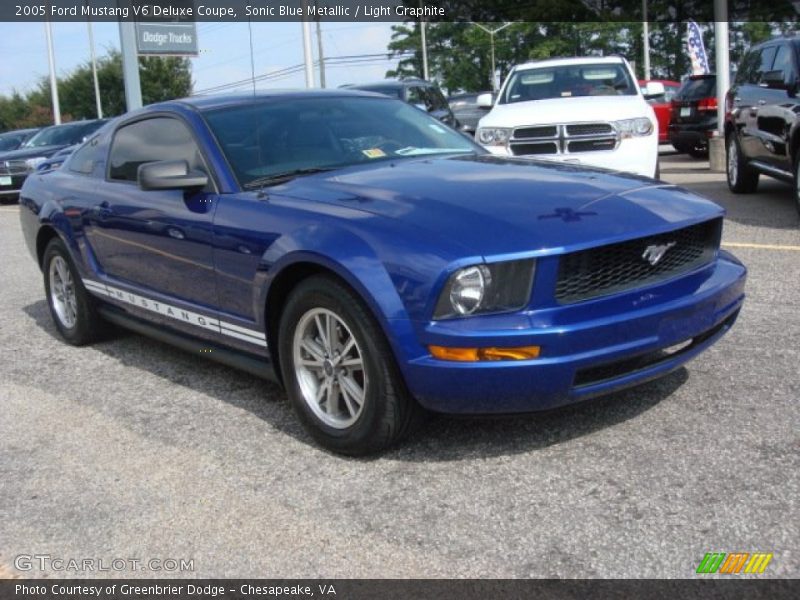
[723, 242, 800, 252]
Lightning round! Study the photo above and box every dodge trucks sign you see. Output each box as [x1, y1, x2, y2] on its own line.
[135, 22, 198, 56]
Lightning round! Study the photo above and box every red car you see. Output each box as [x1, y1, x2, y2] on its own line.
[639, 79, 681, 143]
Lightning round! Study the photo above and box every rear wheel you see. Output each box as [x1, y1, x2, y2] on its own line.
[43, 238, 108, 345]
[278, 275, 423, 455]
[726, 133, 759, 193]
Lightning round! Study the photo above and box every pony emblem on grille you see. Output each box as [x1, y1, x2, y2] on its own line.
[642, 241, 677, 266]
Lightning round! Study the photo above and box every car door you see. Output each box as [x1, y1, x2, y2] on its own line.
[739, 44, 778, 163]
[755, 42, 800, 172]
[84, 115, 221, 337]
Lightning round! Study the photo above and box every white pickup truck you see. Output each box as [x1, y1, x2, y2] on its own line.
[475, 56, 663, 178]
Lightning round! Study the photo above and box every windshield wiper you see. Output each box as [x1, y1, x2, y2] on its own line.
[243, 166, 337, 189]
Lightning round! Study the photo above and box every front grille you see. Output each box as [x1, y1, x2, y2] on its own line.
[566, 123, 613, 136]
[555, 219, 722, 304]
[512, 142, 559, 155]
[567, 139, 617, 153]
[510, 122, 618, 156]
[514, 126, 558, 139]
[0, 160, 29, 176]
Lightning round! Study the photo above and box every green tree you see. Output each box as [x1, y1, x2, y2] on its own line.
[0, 50, 193, 131]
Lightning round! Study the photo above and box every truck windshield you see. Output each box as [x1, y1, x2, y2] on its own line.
[500, 63, 637, 104]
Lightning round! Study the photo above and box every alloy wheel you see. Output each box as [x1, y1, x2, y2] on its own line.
[292, 307, 367, 429]
[49, 256, 78, 329]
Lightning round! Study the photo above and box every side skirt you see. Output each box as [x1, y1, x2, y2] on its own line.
[98, 305, 280, 384]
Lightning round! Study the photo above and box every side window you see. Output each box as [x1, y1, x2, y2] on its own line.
[772, 44, 795, 81]
[736, 50, 759, 85]
[108, 117, 205, 183]
[406, 86, 425, 108]
[757, 46, 778, 84]
[67, 137, 100, 175]
[424, 87, 449, 111]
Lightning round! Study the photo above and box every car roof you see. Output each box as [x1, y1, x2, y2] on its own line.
[513, 56, 627, 71]
[173, 88, 392, 112]
[0, 127, 39, 136]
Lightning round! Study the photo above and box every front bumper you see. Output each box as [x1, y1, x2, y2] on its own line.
[669, 119, 717, 150]
[0, 173, 28, 198]
[403, 252, 745, 414]
[484, 134, 658, 178]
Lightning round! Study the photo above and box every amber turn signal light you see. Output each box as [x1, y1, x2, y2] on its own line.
[429, 345, 541, 362]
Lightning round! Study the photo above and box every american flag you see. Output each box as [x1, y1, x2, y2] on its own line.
[687, 21, 710, 75]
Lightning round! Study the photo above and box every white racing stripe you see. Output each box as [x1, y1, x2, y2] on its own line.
[82, 278, 267, 348]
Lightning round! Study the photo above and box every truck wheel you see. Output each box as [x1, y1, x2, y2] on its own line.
[726, 133, 759, 193]
[278, 275, 424, 455]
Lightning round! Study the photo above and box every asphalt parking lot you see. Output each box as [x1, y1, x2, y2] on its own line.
[1, 152, 797, 579]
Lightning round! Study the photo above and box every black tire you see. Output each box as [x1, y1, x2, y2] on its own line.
[726, 133, 759, 193]
[794, 154, 800, 217]
[278, 274, 424, 455]
[43, 238, 108, 345]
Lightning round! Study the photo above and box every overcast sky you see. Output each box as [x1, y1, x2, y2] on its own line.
[0, 21, 399, 99]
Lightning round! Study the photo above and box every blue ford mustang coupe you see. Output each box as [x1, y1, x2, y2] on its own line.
[19, 90, 746, 454]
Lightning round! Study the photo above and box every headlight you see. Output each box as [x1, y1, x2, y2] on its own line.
[434, 259, 536, 319]
[614, 118, 653, 139]
[24, 157, 47, 171]
[476, 127, 512, 146]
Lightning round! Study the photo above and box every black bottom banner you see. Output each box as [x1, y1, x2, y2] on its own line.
[1, 579, 798, 600]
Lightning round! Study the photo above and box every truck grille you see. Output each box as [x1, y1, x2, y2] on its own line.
[554, 219, 722, 304]
[0, 160, 29, 176]
[510, 122, 618, 156]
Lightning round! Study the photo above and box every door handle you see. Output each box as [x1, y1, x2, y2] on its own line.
[166, 227, 185, 240]
[758, 99, 767, 106]
[733, 96, 741, 105]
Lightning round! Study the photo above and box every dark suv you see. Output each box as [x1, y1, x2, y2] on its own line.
[669, 74, 717, 157]
[341, 79, 458, 128]
[725, 37, 800, 213]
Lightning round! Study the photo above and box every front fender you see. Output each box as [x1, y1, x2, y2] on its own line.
[258, 224, 425, 367]
[19, 186, 79, 271]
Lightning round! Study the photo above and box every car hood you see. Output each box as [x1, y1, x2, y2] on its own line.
[478, 94, 652, 129]
[0, 144, 66, 161]
[276, 154, 723, 257]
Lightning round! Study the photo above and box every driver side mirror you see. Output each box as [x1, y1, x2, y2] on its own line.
[138, 160, 208, 191]
[476, 93, 494, 108]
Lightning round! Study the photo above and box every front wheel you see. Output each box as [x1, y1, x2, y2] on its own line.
[43, 238, 108, 345]
[726, 133, 759, 193]
[278, 275, 423, 455]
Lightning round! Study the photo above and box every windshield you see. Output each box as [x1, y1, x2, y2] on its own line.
[0, 132, 26, 151]
[676, 77, 715, 100]
[353, 86, 403, 99]
[203, 96, 480, 187]
[23, 122, 100, 148]
[500, 62, 637, 104]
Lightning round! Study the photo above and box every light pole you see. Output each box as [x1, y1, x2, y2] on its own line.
[44, 21, 61, 124]
[642, 0, 651, 80]
[470, 22, 512, 92]
[87, 21, 103, 118]
[301, 0, 314, 88]
[420, 21, 429, 80]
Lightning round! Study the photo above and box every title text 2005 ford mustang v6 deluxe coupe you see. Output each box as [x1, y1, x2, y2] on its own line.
[19, 90, 746, 455]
